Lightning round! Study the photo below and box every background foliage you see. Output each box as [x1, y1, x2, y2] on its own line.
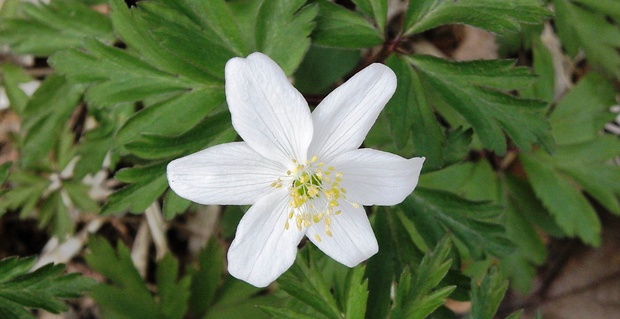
[0, 0, 618, 318]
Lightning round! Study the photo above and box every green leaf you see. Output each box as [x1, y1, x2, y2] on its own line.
[157, 255, 191, 319]
[403, 0, 551, 35]
[162, 190, 191, 220]
[278, 256, 343, 319]
[554, 0, 620, 80]
[503, 174, 565, 238]
[419, 160, 499, 202]
[256, 0, 318, 74]
[0, 162, 10, 185]
[187, 239, 223, 318]
[123, 112, 235, 160]
[365, 209, 425, 319]
[313, 0, 383, 48]
[259, 306, 320, 319]
[0, 257, 96, 318]
[101, 164, 168, 215]
[39, 191, 74, 237]
[470, 267, 509, 319]
[518, 72, 619, 245]
[352, 0, 388, 31]
[106, 0, 223, 83]
[50, 38, 210, 108]
[0, 63, 33, 115]
[521, 37, 556, 103]
[86, 237, 190, 319]
[404, 188, 514, 259]
[19, 75, 83, 168]
[63, 181, 100, 213]
[294, 45, 360, 95]
[391, 237, 455, 319]
[548, 72, 617, 145]
[501, 178, 548, 292]
[206, 277, 284, 319]
[73, 109, 121, 179]
[0, 0, 114, 55]
[116, 89, 226, 145]
[553, 137, 620, 215]
[408, 55, 553, 155]
[343, 266, 368, 319]
[520, 152, 601, 246]
[385, 55, 444, 169]
[0, 171, 48, 218]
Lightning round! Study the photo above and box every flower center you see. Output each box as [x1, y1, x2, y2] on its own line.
[270, 156, 358, 242]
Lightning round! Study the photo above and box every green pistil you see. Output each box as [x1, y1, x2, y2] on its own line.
[294, 172, 322, 198]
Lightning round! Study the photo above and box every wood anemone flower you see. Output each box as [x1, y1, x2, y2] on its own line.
[167, 52, 425, 287]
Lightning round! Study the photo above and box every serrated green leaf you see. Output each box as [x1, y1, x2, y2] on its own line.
[0, 63, 33, 115]
[0, 257, 96, 317]
[19, 75, 83, 169]
[404, 188, 514, 259]
[256, 0, 318, 74]
[548, 72, 617, 145]
[0, 162, 10, 186]
[520, 152, 601, 246]
[395, 210, 430, 253]
[278, 256, 342, 319]
[157, 255, 190, 319]
[0, 171, 48, 218]
[365, 212, 397, 319]
[294, 45, 360, 95]
[419, 160, 499, 202]
[343, 266, 368, 319]
[408, 55, 553, 155]
[116, 88, 226, 145]
[501, 182, 548, 292]
[313, 0, 383, 49]
[259, 306, 320, 319]
[352, 0, 387, 31]
[86, 237, 161, 319]
[39, 191, 74, 237]
[521, 37, 555, 103]
[162, 189, 191, 220]
[503, 174, 565, 238]
[87, 237, 191, 319]
[442, 127, 473, 167]
[205, 277, 282, 319]
[73, 109, 121, 179]
[187, 239, 223, 318]
[102, 164, 168, 215]
[63, 181, 99, 213]
[554, 0, 620, 80]
[107, 0, 221, 83]
[404, 0, 551, 35]
[391, 237, 455, 319]
[470, 267, 509, 319]
[137, 1, 238, 81]
[385, 55, 444, 169]
[0, 0, 113, 55]
[124, 112, 235, 160]
[505, 310, 525, 319]
[550, 136, 620, 215]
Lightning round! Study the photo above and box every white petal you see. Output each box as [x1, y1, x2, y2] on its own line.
[306, 204, 378, 267]
[225, 52, 313, 165]
[330, 149, 425, 206]
[227, 190, 305, 287]
[167, 142, 285, 205]
[308, 63, 396, 161]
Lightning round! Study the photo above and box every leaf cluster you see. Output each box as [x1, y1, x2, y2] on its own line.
[0, 257, 96, 319]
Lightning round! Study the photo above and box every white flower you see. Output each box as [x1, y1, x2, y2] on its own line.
[167, 52, 425, 287]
